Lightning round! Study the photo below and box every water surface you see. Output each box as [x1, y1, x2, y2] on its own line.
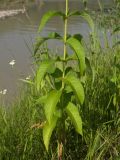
[0, 0, 114, 102]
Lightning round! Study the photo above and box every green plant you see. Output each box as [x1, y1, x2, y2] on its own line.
[82, 40, 120, 159]
[1, 1, 120, 159]
[33, 0, 94, 159]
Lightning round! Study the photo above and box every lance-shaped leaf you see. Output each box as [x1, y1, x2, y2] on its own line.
[44, 90, 62, 123]
[38, 11, 65, 32]
[68, 11, 95, 49]
[80, 12, 94, 31]
[34, 37, 48, 55]
[36, 60, 54, 91]
[43, 116, 58, 151]
[64, 75, 84, 104]
[67, 37, 86, 76]
[65, 102, 83, 135]
[69, 11, 94, 31]
[34, 32, 61, 55]
[35, 95, 47, 105]
[48, 32, 61, 39]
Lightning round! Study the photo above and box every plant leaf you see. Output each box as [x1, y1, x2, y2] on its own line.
[43, 116, 58, 151]
[65, 102, 83, 135]
[36, 60, 54, 91]
[67, 37, 86, 76]
[34, 37, 48, 55]
[64, 75, 84, 104]
[48, 32, 61, 39]
[80, 12, 94, 31]
[38, 11, 65, 32]
[35, 95, 47, 105]
[69, 11, 94, 31]
[44, 90, 62, 123]
[34, 32, 61, 55]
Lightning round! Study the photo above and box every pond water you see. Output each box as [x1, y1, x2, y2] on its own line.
[0, 0, 114, 102]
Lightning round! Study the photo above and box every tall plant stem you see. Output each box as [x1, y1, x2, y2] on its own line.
[64, 0, 68, 60]
[62, 0, 68, 89]
[58, 1, 68, 160]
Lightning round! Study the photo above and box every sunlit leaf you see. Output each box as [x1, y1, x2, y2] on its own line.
[69, 11, 94, 31]
[38, 11, 65, 32]
[43, 116, 58, 151]
[64, 75, 85, 104]
[67, 37, 86, 76]
[35, 95, 47, 105]
[48, 32, 61, 39]
[65, 102, 83, 135]
[36, 60, 54, 91]
[44, 90, 62, 123]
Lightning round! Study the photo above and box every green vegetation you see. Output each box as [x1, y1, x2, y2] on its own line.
[0, 0, 120, 159]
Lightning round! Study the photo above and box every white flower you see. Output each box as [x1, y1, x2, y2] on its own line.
[26, 75, 31, 80]
[9, 59, 16, 67]
[2, 89, 7, 95]
[0, 89, 7, 95]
